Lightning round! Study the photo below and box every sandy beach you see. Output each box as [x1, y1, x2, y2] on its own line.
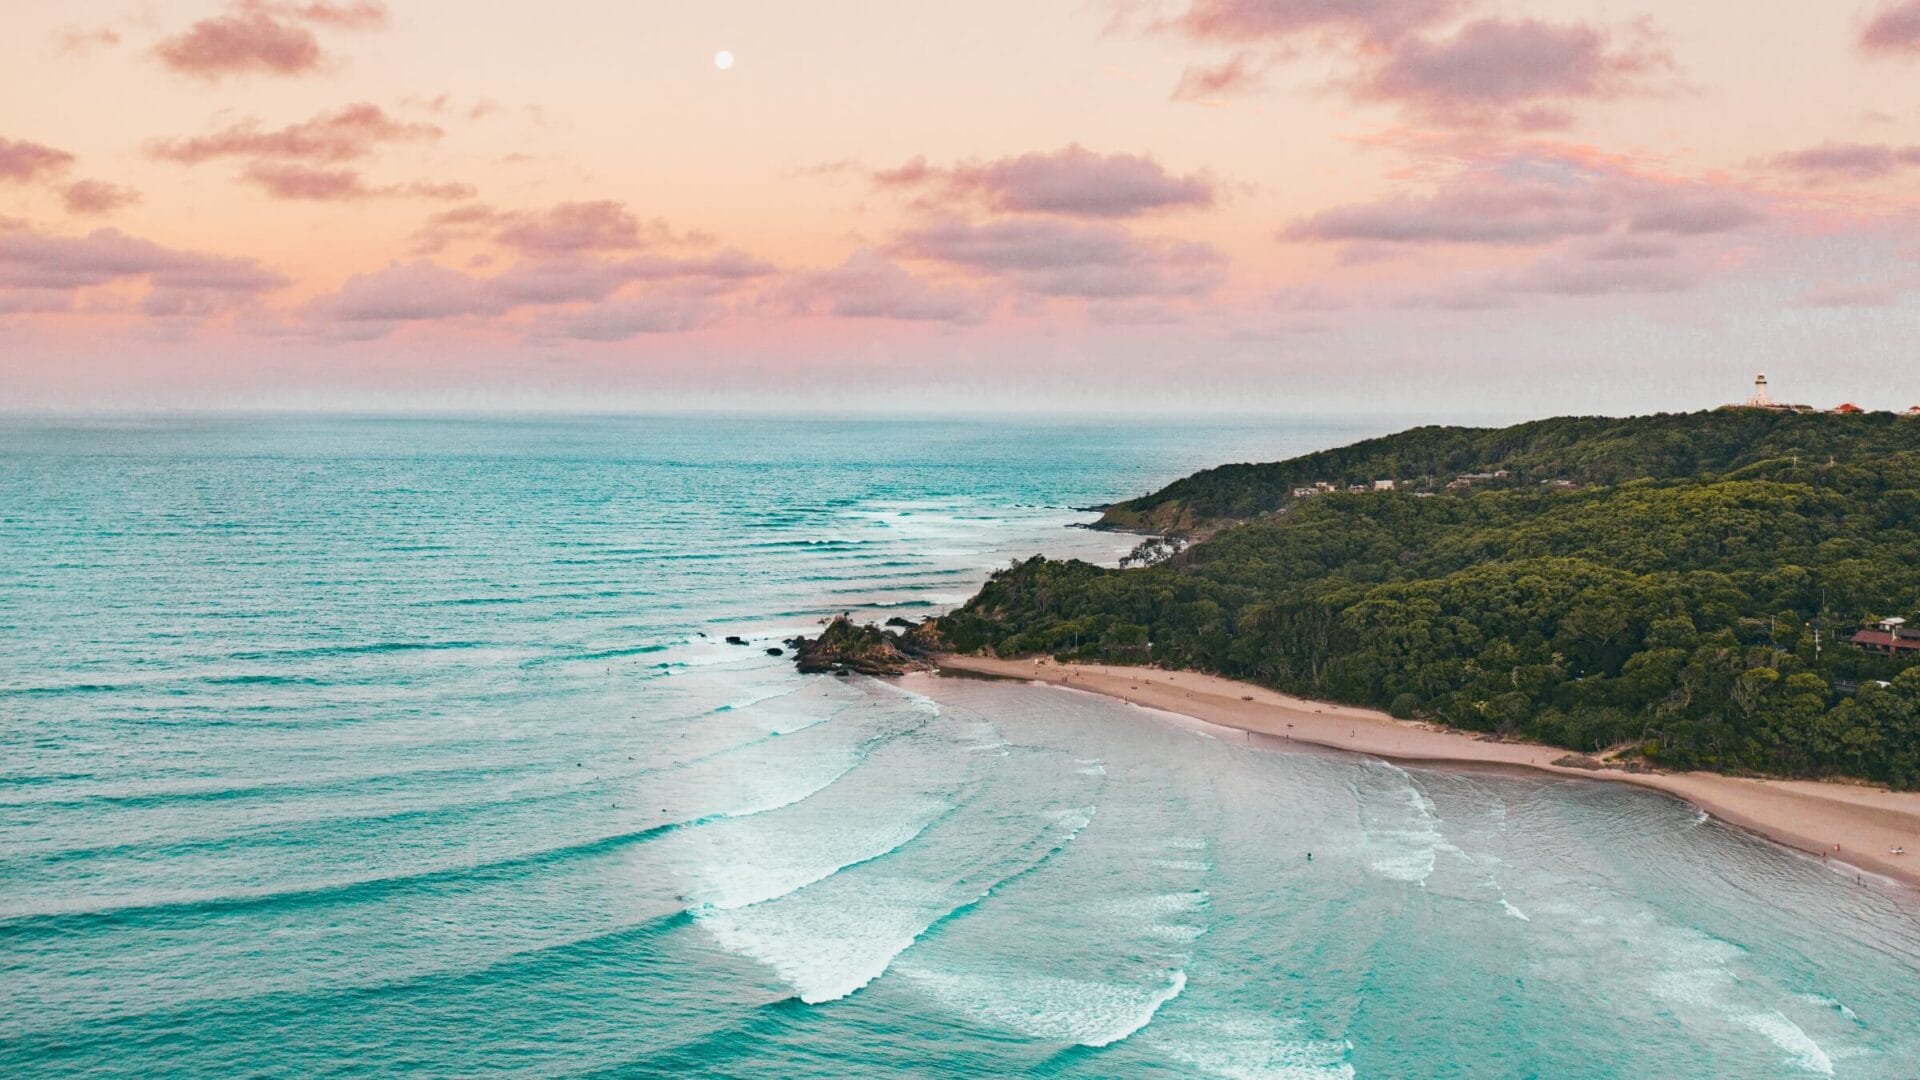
[935, 654, 1920, 892]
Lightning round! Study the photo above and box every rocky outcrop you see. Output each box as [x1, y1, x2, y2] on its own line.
[789, 616, 938, 676]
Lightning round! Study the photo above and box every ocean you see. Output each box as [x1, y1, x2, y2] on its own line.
[2, 414, 1917, 1078]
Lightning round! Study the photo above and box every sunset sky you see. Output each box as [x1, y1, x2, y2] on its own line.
[4, 1, 1919, 414]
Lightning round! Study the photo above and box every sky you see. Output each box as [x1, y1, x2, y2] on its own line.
[2, 0, 1919, 415]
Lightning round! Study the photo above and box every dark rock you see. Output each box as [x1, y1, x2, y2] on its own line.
[765, 647, 785, 657]
[884, 616, 918, 628]
[724, 635, 748, 646]
[896, 619, 943, 658]
[790, 616, 930, 676]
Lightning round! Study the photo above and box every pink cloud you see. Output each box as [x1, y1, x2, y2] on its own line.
[153, 1, 389, 79]
[298, 241, 774, 338]
[895, 217, 1225, 299]
[875, 145, 1215, 218]
[1172, 52, 1270, 101]
[282, 1, 389, 29]
[154, 7, 323, 78]
[149, 103, 440, 164]
[1354, 18, 1675, 125]
[1288, 173, 1613, 244]
[1767, 141, 1920, 180]
[1169, 0, 1459, 45]
[408, 204, 501, 253]
[622, 250, 775, 282]
[493, 201, 649, 253]
[1143, 4, 1673, 126]
[536, 293, 722, 341]
[797, 249, 994, 323]
[309, 260, 501, 322]
[490, 250, 773, 305]
[54, 27, 121, 54]
[401, 180, 478, 201]
[240, 163, 474, 202]
[1289, 155, 1766, 310]
[412, 199, 706, 253]
[1863, 1, 1920, 54]
[0, 288, 72, 315]
[1624, 190, 1762, 235]
[1583, 236, 1676, 261]
[1286, 158, 1759, 245]
[1495, 249, 1701, 296]
[62, 180, 142, 215]
[243, 163, 366, 199]
[487, 257, 635, 304]
[0, 224, 286, 316]
[408, 201, 711, 256]
[0, 138, 76, 183]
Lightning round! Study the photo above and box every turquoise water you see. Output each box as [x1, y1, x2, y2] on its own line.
[2, 415, 1917, 1078]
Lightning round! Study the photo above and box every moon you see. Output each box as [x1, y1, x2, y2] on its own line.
[714, 50, 734, 71]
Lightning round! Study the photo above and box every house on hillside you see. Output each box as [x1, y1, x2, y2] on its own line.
[1850, 617, 1920, 656]
[1450, 470, 1512, 488]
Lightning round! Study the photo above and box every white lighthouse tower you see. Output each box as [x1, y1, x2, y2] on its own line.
[1744, 373, 1776, 408]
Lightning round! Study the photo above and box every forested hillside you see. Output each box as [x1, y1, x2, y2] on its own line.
[940, 410, 1920, 787]
[1097, 409, 1920, 535]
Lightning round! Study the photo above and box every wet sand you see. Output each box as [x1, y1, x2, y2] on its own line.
[934, 655, 1920, 891]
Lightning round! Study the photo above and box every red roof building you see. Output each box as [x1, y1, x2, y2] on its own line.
[1851, 629, 1920, 655]
[1833, 402, 1864, 414]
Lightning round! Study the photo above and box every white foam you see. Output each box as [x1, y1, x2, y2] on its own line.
[661, 798, 947, 911]
[865, 679, 944, 717]
[1141, 1013, 1355, 1080]
[697, 807, 1092, 1004]
[768, 715, 829, 736]
[903, 968, 1187, 1047]
[1737, 1011, 1834, 1076]
[716, 752, 867, 819]
[1797, 993, 1858, 1022]
[1154, 858, 1211, 873]
[1358, 769, 1447, 885]
[714, 684, 804, 714]
[1636, 919, 1852, 1073]
[1107, 890, 1211, 919]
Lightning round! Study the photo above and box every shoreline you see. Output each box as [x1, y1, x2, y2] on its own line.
[932, 654, 1920, 893]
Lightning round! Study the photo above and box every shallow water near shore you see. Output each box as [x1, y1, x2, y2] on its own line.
[3, 414, 1918, 1078]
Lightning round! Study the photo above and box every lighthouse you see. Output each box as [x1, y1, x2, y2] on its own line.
[1732, 373, 1813, 412]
